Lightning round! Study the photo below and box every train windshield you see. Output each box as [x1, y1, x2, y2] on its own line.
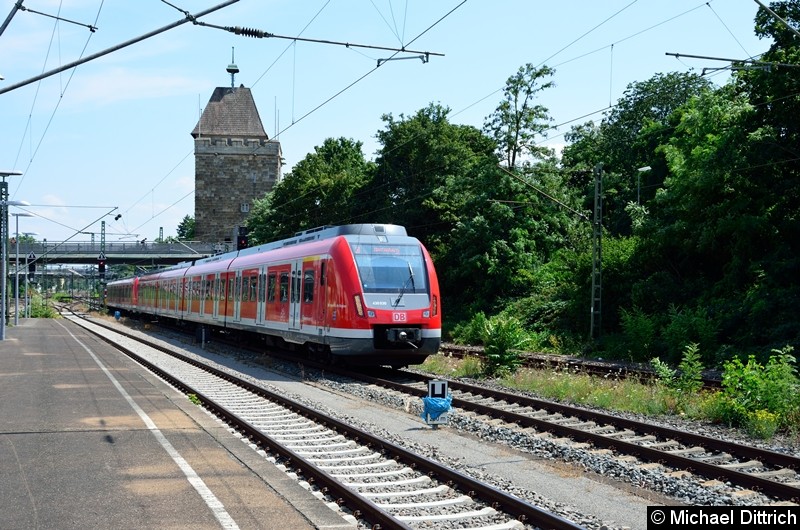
[350, 243, 428, 294]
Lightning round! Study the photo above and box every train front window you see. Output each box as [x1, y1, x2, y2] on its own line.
[350, 243, 427, 294]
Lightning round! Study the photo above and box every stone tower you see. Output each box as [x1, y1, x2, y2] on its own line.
[191, 84, 282, 244]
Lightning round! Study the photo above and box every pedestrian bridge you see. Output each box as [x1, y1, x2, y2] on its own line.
[11, 240, 222, 268]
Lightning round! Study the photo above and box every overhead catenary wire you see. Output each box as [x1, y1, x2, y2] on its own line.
[2, 0, 767, 243]
[0, 0, 240, 96]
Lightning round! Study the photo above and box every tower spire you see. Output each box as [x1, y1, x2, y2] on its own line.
[226, 47, 239, 88]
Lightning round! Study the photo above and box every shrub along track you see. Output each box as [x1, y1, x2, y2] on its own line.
[438, 344, 722, 388]
[309, 363, 800, 505]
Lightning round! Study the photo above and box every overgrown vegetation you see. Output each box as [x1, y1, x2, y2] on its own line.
[243, 4, 800, 376]
[421, 343, 800, 440]
[25, 293, 59, 319]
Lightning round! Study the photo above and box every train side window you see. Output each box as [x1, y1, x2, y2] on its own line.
[303, 270, 314, 303]
[258, 273, 266, 302]
[320, 261, 326, 286]
[242, 276, 250, 302]
[250, 275, 258, 301]
[279, 272, 289, 302]
[267, 273, 277, 303]
[228, 278, 234, 301]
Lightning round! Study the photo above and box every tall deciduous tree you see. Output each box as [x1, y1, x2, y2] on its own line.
[562, 72, 711, 235]
[483, 63, 555, 169]
[248, 137, 373, 243]
[361, 103, 497, 258]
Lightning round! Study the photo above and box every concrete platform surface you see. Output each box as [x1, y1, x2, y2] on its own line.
[0, 318, 351, 530]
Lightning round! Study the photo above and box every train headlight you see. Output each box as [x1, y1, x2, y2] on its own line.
[353, 295, 365, 317]
[423, 310, 430, 318]
[367, 310, 376, 318]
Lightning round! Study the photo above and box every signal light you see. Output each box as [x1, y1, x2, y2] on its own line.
[98, 259, 106, 279]
[237, 235, 249, 250]
[28, 261, 35, 281]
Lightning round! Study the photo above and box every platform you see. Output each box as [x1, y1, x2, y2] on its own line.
[0, 318, 352, 529]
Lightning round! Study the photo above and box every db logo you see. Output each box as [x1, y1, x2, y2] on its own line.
[393, 313, 407, 322]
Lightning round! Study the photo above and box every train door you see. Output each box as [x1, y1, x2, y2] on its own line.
[255, 267, 267, 326]
[300, 260, 325, 332]
[239, 268, 258, 322]
[289, 260, 302, 330]
[265, 265, 290, 325]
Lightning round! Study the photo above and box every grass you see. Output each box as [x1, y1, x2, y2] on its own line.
[419, 354, 714, 419]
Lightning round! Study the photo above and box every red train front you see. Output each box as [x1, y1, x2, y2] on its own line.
[106, 224, 441, 368]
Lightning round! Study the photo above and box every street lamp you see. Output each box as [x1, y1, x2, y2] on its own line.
[636, 166, 652, 205]
[12, 213, 34, 325]
[22, 232, 36, 319]
[0, 169, 24, 340]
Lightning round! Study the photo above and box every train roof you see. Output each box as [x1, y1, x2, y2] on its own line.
[108, 224, 412, 283]
[237, 223, 409, 257]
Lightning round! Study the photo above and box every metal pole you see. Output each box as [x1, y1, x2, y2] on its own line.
[1, 183, 7, 340]
[14, 215, 19, 325]
[0, 170, 23, 338]
[24, 255, 29, 318]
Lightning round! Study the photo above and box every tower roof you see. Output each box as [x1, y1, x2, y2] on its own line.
[191, 85, 267, 139]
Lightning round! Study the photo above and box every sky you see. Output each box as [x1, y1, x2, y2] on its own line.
[0, 0, 774, 243]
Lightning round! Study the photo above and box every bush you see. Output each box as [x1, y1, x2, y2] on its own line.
[661, 305, 718, 365]
[481, 314, 530, 377]
[650, 343, 704, 413]
[745, 409, 779, 439]
[451, 312, 489, 345]
[620, 306, 657, 362]
[28, 295, 59, 319]
[716, 347, 800, 433]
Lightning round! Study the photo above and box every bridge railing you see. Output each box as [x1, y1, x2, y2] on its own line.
[13, 240, 222, 260]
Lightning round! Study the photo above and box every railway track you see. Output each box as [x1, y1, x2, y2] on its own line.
[322, 366, 800, 504]
[64, 310, 583, 530]
[62, 305, 800, 511]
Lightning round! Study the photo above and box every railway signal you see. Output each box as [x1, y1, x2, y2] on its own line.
[98, 255, 106, 280]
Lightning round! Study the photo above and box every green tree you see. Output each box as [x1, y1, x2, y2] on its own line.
[176, 215, 195, 240]
[562, 72, 711, 236]
[248, 137, 373, 243]
[441, 160, 585, 323]
[360, 103, 497, 259]
[483, 63, 556, 168]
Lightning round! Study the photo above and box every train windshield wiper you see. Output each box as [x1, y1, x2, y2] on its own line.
[393, 262, 415, 308]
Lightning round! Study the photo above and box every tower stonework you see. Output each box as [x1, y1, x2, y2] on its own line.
[191, 85, 281, 244]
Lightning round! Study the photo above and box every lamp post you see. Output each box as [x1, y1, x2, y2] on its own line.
[636, 166, 651, 206]
[0, 169, 24, 340]
[12, 213, 34, 325]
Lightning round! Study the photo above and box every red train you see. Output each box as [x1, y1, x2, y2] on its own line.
[106, 224, 441, 367]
